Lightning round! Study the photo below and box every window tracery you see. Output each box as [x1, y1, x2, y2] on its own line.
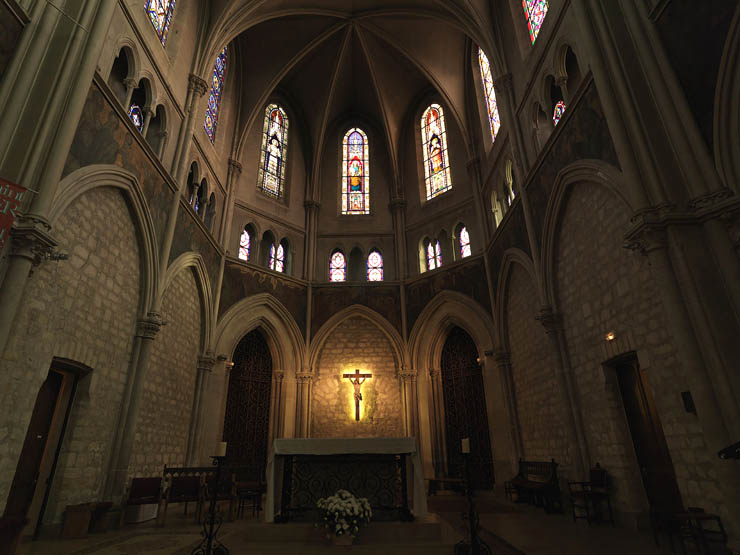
[522, 0, 549, 44]
[330, 251, 347, 282]
[342, 128, 370, 214]
[367, 250, 383, 282]
[204, 47, 227, 143]
[259, 104, 288, 197]
[239, 228, 251, 261]
[145, 0, 176, 45]
[459, 226, 471, 258]
[477, 48, 501, 143]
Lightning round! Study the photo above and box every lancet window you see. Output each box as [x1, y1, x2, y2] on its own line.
[204, 47, 227, 143]
[342, 128, 370, 214]
[421, 104, 452, 200]
[367, 250, 383, 282]
[553, 100, 566, 125]
[269, 243, 285, 273]
[238, 228, 251, 261]
[459, 226, 471, 258]
[259, 104, 288, 197]
[427, 240, 442, 271]
[330, 251, 347, 282]
[145, 0, 176, 45]
[523, 0, 549, 44]
[477, 48, 501, 143]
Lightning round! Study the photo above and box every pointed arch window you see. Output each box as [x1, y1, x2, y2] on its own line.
[238, 228, 251, 261]
[145, 0, 176, 45]
[259, 104, 288, 197]
[342, 128, 370, 215]
[477, 48, 501, 143]
[128, 105, 144, 133]
[427, 240, 442, 271]
[204, 46, 227, 144]
[367, 250, 383, 282]
[330, 251, 347, 282]
[459, 226, 471, 258]
[522, 0, 549, 44]
[421, 104, 452, 200]
[552, 100, 566, 125]
[269, 243, 285, 273]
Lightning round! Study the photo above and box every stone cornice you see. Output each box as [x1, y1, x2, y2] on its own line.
[197, 353, 216, 373]
[536, 306, 563, 334]
[9, 214, 58, 266]
[136, 312, 162, 340]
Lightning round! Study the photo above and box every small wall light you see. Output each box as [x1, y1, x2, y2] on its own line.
[604, 331, 616, 342]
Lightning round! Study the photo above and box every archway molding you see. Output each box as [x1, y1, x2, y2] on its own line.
[495, 247, 539, 351]
[49, 164, 159, 316]
[714, 5, 740, 189]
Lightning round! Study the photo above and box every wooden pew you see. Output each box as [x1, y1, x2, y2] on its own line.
[509, 458, 562, 513]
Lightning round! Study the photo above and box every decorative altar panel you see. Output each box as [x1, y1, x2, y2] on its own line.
[266, 438, 427, 522]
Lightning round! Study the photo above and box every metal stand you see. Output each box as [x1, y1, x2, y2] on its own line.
[191, 456, 229, 555]
[454, 453, 491, 555]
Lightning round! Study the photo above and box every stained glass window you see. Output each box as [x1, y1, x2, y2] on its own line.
[367, 250, 383, 282]
[342, 128, 370, 214]
[204, 47, 227, 144]
[421, 104, 452, 200]
[145, 0, 176, 45]
[128, 105, 144, 132]
[330, 251, 346, 282]
[553, 100, 566, 125]
[477, 48, 501, 143]
[427, 240, 442, 271]
[258, 104, 288, 197]
[522, 0, 549, 44]
[238, 228, 251, 261]
[269, 243, 285, 273]
[459, 227, 471, 258]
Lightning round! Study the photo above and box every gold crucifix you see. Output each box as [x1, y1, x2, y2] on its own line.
[343, 369, 372, 421]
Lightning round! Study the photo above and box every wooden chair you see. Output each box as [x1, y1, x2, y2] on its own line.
[157, 475, 203, 526]
[202, 471, 237, 522]
[567, 463, 614, 525]
[509, 458, 562, 513]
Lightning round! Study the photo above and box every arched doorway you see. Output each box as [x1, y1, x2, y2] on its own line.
[441, 326, 494, 488]
[223, 329, 273, 480]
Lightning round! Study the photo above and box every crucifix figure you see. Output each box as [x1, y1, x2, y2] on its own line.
[343, 369, 372, 421]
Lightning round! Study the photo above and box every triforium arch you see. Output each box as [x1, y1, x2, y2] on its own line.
[206, 294, 305, 460]
[495, 248, 540, 351]
[49, 164, 159, 316]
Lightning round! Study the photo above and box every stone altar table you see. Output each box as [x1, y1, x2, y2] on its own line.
[266, 437, 428, 522]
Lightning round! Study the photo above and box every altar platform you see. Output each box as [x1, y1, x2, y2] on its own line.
[266, 437, 428, 523]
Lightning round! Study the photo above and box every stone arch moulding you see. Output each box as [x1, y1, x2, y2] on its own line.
[163, 252, 215, 353]
[714, 5, 740, 190]
[495, 248, 539, 352]
[539, 160, 631, 309]
[409, 290, 496, 374]
[111, 38, 140, 81]
[308, 304, 407, 375]
[49, 164, 159, 316]
[214, 293, 305, 375]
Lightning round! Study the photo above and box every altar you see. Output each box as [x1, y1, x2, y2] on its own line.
[266, 437, 428, 522]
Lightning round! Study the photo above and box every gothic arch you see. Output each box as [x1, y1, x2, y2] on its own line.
[214, 293, 305, 374]
[308, 305, 406, 374]
[163, 252, 215, 352]
[539, 160, 631, 309]
[495, 248, 538, 351]
[49, 164, 159, 315]
[714, 5, 740, 189]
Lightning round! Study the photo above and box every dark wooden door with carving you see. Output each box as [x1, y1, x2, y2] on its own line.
[223, 329, 273, 481]
[441, 326, 494, 488]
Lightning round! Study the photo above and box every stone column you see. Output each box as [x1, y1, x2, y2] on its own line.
[141, 107, 154, 137]
[270, 370, 285, 443]
[171, 74, 208, 185]
[295, 372, 312, 438]
[493, 350, 523, 460]
[428, 368, 446, 478]
[104, 312, 162, 503]
[399, 368, 419, 438]
[537, 307, 589, 476]
[186, 353, 215, 465]
[494, 73, 530, 179]
[122, 78, 137, 109]
[157, 130, 169, 160]
[556, 75, 570, 104]
[218, 158, 242, 247]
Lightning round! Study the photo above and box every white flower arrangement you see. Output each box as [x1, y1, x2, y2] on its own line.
[316, 489, 372, 538]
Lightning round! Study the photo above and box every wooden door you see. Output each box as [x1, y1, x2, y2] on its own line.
[440, 326, 494, 489]
[223, 329, 273, 481]
[3, 371, 64, 522]
[615, 356, 683, 512]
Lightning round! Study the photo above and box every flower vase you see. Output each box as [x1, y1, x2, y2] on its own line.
[332, 534, 354, 546]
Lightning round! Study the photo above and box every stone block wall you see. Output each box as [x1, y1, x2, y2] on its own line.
[0, 187, 141, 523]
[554, 182, 724, 518]
[129, 268, 201, 477]
[505, 264, 574, 476]
[311, 316, 403, 438]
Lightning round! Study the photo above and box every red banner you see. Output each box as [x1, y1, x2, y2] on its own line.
[0, 177, 27, 250]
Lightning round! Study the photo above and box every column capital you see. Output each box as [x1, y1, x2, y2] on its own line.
[623, 204, 674, 255]
[466, 156, 481, 175]
[304, 199, 320, 209]
[689, 187, 734, 211]
[493, 350, 511, 366]
[493, 72, 513, 92]
[429, 367, 441, 379]
[296, 371, 313, 384]
[227, 158, 243, 176]
[389, 197, 407, 210]
[8, 214, 58, 266]
[196, 353, 216, 373]
[273, 369, 285, 380]
[536, 306, 563, 334]
[157, 130, 169, 139]
[399, 368, 417, 381]
[123, 77, 137, 90]
[188, 74, 208, 97]
[136, 312, 162, 340]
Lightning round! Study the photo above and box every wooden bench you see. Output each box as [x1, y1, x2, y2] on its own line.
[123, 477, 164, 525]
[509, 458, 562, 513]
[158, 465, 217, 525]
[568, 463, 613, 524]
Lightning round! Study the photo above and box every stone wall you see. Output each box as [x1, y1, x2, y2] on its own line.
[505, 264, 574, 476]
[129, 268, 201, 477]
[0, 187, 141, 522]
[554, 182, 724, 518]
[311, 316, 402, 438]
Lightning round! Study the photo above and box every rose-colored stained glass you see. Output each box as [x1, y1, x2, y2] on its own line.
[342, 128, 369, 214]
[522, 0, 549, 44]
[367, 250, 383, 281]
[553, 100, 566, 125]
[477, 48, 501, 143]
[330, 251, 346, 282]
[145, 0, 176, 45]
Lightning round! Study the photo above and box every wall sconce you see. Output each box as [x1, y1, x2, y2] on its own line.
[604, 331, 616, 342]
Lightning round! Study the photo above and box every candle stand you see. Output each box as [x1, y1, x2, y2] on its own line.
[454, 452, 491, 555]
[191, 456, 229, 555]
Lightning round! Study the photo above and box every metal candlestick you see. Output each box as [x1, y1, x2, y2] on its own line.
[191, 456, 229, 555]
[454, 452, 491, 555]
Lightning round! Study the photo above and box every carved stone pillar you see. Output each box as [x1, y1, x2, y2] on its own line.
[219, 158, 242, 247]
[428, 368, 446, 478]
[295, 372, 312, 438]
[493, 350, 523, 460]
[399, 368, 419, 438]
[270, 370, 285, 444]
[141, 106, 154, 136]
[556, 75, 569, 104]
[186, 353, 215, 464]
[536, 306, 589, 476]
[171, 74, 208, 185]
[122, 77, 137, 108]
[156, 130, 169, 159]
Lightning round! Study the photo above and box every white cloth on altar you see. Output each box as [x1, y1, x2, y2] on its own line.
[265, 437, 428, 522]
